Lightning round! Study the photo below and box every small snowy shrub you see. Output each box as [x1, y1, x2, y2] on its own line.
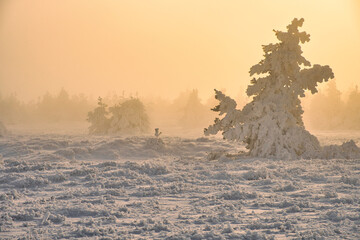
[242, 169, 268, 180]
[145, 128, 165, 151]
[205, 18, 334, 159]
[207, 151, 226, 160]
[87, 97, 149, 135]
[154, 128, 162, 137]
[322, 140, 360, 159]
[87, 97, 110, 134]
[108, 98, 149, 134]
[145, 138, 165, 151]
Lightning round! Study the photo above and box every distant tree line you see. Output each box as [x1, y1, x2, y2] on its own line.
[307, 80, 360, 130]
[2, 83, 358, 131]
[0, 88, 217, 132]
[0, 89, 94, 124]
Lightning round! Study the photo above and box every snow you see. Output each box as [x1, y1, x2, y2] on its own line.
[1, 131, 360, 239]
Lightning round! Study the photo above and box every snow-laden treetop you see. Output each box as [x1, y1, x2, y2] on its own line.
[247, 18, 333, 99]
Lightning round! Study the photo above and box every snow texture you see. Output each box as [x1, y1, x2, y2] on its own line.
[0, 132, 360, 239]
[204, 18, 351, 159]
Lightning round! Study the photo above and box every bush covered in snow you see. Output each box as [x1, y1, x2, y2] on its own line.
[87, 97, 149, 135]
[87, 97, 110, 134]
[108, 98, 149, 134]
[205, 18, 340, 159]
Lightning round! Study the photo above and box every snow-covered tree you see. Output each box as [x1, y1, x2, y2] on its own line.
[87, 97, 150, 135]
[87, 97, 110, 134]
[108, 98, 149, 134]
[205, 18, 334, 159]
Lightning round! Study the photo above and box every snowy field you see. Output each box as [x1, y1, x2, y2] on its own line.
[1, 130, 360, 239]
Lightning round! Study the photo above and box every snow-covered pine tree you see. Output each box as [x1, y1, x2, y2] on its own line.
[205, 18, 334, 159]
[108, 98, 149, 134]
[87, 97, 110, 134]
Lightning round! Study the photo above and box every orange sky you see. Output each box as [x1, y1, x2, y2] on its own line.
[0, 0, 359, 101]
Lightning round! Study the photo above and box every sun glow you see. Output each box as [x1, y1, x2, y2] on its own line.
[0, 0, 359, 102]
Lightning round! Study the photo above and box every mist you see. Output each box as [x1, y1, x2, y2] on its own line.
[1, 0, 359, 102]
[1, 0, 360, 134]
[2, 80, 360, 136]
[0, 88, 219, 135]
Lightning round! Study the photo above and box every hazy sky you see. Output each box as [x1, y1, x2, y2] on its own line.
[0, 0, 359, 101]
